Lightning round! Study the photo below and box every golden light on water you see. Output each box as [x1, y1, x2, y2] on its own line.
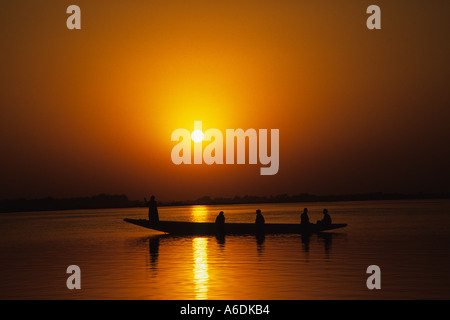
[190, 205, 209, 222]
[190, 208, 210, 299]
[192, 237, 209, 300]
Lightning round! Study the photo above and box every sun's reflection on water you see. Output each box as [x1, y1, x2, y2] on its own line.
[192, 237, 209, 300]
[190, 205, 209, 222]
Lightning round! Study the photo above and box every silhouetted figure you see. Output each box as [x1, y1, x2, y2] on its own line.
[300, 208, 310, 225]
[215, 211, 225, 225]
[145, 195, 159, 223]
[300, 208, 310, 233]
[255, 209, 265, 225]
[215, 211, 225, 235]
[318, 208, 332, 226]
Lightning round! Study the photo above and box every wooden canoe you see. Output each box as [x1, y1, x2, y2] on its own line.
[124, 218, 347, 235]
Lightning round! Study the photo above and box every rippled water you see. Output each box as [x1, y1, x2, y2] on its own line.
[1, 200, 449, 299]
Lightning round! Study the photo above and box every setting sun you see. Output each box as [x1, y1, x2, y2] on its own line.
[191, 130, 204, 143]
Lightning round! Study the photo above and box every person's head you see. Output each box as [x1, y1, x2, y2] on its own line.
[303, 208, 308, 214]
[150, 195, 155, 201]
[256, 209, 261, 214]
[323, 209, 328, 214]
[219, 211, 224, 215]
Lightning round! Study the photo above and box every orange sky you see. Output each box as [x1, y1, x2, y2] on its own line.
[1, 1, 449, 201]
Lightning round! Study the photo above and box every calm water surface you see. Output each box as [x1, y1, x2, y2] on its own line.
[1, 200, 449, 299]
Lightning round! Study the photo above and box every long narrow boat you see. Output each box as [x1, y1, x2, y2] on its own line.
[124, 218, 347, 235]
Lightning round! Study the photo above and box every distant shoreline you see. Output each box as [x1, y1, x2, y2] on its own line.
[1, 192, 449, 213]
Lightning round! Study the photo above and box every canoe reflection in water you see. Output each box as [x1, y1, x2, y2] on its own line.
[301, 232, 336, 253]
[148, 236, 160, 271]
[138, 232, 344, 274]
[131, 232, 347, 299]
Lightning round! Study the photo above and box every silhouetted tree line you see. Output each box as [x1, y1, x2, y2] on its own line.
[1, 192, 449, 213]
[0, 194, 138, 213]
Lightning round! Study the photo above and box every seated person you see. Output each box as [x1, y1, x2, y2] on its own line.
[300, 208, 310, 226]
[255, 209, 265, 225]
[215, 211, 225, 224]
[318, 209, 332, 225]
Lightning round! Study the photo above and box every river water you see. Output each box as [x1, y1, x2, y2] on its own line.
[0, 200, 449, 299]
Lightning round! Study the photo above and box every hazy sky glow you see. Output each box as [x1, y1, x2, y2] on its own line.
[1, 1, 449, 201]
